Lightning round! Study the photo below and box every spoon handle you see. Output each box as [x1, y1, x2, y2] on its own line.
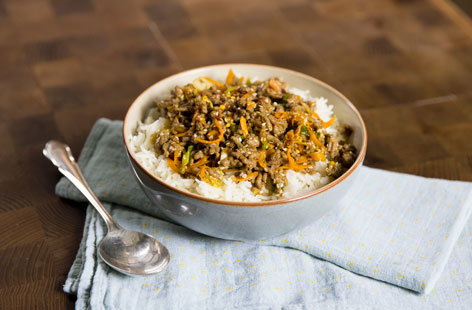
[43, 140, 120, 231]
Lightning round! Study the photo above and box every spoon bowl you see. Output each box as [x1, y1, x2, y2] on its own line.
[99, 229, 170, 275]
[43, 140, 170, 276]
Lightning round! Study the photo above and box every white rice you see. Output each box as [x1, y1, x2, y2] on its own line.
[129, 87, 336, 202]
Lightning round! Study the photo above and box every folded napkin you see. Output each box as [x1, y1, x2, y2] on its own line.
[58, 119, 472, 309]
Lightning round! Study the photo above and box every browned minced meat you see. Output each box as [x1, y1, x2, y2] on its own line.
[151, 71, 357, 195]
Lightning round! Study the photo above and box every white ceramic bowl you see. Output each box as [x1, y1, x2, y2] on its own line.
[123, 64, 367, 241]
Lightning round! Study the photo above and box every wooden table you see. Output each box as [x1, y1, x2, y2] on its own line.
[1, 0, 471, 308]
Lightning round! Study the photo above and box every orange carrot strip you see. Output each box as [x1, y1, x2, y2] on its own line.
[175, 131, 188, 137]
[286, 130, 295, 142]
[232, 171, 258, 182]
[225, 69, 235, 85]
[286, 149, 296, 167]
[258, 151, 267, 169]
[204, 77, 223, 88]
[207, 130, 218, 137]
[310, 152, 326, 162]
[240, 116, 248, 136]
[308, 127, 325, 150]
[322, 115, 336, 128]
[173, 150, 180, 170]
[275, 111, 287, 118]
[166, 158, 180, 173]
[190, 156, 208, 169]
[309, 111, 321, 120]
[242, 91, 253, 98]
[199, 165, 209, 183]
[297, 156, 308, 164]
[277, 148, 311, 171]
[195, 137, 221, 144]
[195, 121, 224, 144]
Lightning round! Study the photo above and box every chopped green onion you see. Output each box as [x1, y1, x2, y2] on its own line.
[245, 78, 251, 86]
[282, 93, 290, 101]
[230, 124, 237, 132]
[301, 126, 309, 137]
[180, 145, 194, 174]
[225, 86, 234, 94]
[261, 141, 269, 150]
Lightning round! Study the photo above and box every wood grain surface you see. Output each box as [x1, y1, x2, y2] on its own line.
[0, 0, 471, 308]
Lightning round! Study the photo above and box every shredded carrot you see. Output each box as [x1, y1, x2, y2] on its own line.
[285, 130, 295, 143]
[242, 91, 253, 98]
[240, 116, 248, 136]
[305, 109, 321, 120]
[199, 165, 210, 183]
[278, 148, 311, 171]
[203, 77, 223, 88]
[322, 115, 336, 128]
[192, 112, 206, 126]
[275, 111, 287, 118]
[296, 156, 308, 164]
[239, 76, 244, 83]
[197, 166, 224, 187]
[173, 150, 180, 169]
[166, 158, 179, 173]
[207, 130, 218, 137]
[195, 120, 224, 144]
[287, 149, 296, 167]
[232, 171, 258, 182]
[195, 137, 219, 144]
[308, 127, 325, 150]
[225, 69, 235, 85]
[258, 151, 267, 169]
[190, 156, 208, 169]
[175, 131, 189, 137]
[310, 152, 326, 161]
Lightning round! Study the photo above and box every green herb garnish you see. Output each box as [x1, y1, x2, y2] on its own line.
[301, 126, 309, 137]
[180, 145, 194, 173]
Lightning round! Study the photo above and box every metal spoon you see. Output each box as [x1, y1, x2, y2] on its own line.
[43, 140, 170, 276]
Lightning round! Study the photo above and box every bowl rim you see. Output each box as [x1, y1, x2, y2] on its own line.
[123, 63, 367, 207]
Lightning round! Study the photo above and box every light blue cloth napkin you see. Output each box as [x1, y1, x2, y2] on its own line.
[57, 119, 472, 309]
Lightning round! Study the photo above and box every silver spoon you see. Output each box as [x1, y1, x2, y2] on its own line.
[43, 140, 170, 276]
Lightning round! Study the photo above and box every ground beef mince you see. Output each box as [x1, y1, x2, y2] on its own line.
[151, 69, 357, 195]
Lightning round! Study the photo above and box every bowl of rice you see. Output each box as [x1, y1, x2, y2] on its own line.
[123, 64, 367, 240]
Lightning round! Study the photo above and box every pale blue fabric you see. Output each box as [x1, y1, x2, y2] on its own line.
[57, 119, 472, 309]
